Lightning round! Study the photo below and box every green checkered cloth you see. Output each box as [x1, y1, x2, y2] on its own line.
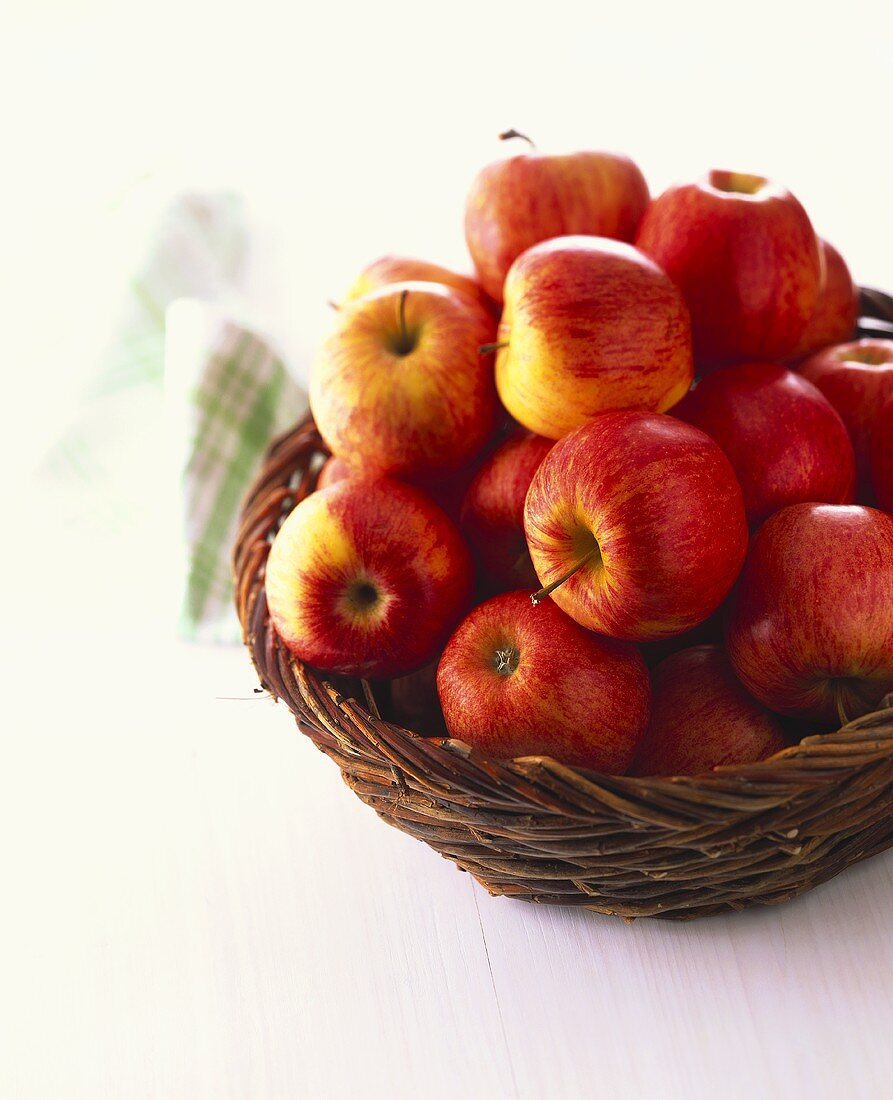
[42, 190, 306, 642]
[167, 301, 306, 641]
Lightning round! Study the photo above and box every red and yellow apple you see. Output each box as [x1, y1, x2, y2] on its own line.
[797, 338, 893, 485]
[630, 645, 787, 776]
[265, 478, 474, 678]
[494, 237, 693, 439]
[726, 503, 893, 723]
[870, 396, 893, 512]
[524, 411, 748, 640]
[787, 238, 858, 360]
[436, 590, 650, 773]
[635, 170, 822, 363]
[310, 281, 499, 480]
[459, 430, 553, 591]
[465, 140, 649, 302]
[673, 361, 855, 526]
[344, 254, 496, 317]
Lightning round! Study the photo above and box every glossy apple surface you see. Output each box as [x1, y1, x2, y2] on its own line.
[345, 254, 495, 316]
[460, 431, 553, 591]
[797, 338, 893, 484]
[788, 239, 858, 360]
[437, 590, 650, 774]
[726, 503, 893, 723]
[674, 361, 855, 525]
[524, 412, 748, 640]
[465, 144, 649, 302]
[310, 281, 498, 480]
[636, 170, 821, 363]
[495, 237, 693, 439]
[870, 396, 893, 512]
[630, 645, 787, 776]
[265, 478, 474, 678]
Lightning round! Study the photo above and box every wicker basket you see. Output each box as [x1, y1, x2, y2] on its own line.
[233, 288, 893, 921]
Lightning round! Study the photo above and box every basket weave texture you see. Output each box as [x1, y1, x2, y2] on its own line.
[233, 289, 893, 921]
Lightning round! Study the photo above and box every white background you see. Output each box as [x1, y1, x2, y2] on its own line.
[3, 2, 893, 1097]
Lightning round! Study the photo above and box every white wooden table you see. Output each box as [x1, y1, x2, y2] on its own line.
[4, 621, 893, 1100]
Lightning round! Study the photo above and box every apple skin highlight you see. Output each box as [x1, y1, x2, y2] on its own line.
[495, 236, 694, 439]
[726, 503, 893, 724]
[265, 478, 474, 679]
[524, 411, 748, 641]
[437, 590, 650, 774]
[465, 147, 649, 302]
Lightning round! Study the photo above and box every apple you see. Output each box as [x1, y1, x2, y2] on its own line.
[310, 281, 499, 480]
[459, 430, 553, 591]
[787, 238, 858, 360]
[797, 338, 893, 485]
[265, 478, 474, 678]
[870, 395, 893, 512]
[630, 645, 787, 776]
[673, 361, 856, 525]
[464, 135, 649, 301]
[524, 411, 748, 640]
[344, 254, 496, 317]
[316, 455, 351, 490]
[726, 503, 893, 724]
[635, 170, 822, 363]
[436, 590, 650, 773]
[494, 237, 694, 439]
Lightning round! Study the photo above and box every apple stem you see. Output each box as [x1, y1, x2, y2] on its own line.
[479, 341, 509, 355]
[398, 288, 409, 346]
[499, 129, 536, 151]
[531, 545, 601, 607]
[327, 299, 340, 311]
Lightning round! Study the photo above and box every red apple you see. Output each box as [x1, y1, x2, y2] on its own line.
[265, 478, 473, 678]
[870, 396, 893, 512]
[345, 254, 496, 317]
[524, 412, 748, 640]
[494, 237, 694, 439]
[797, 338, 893, 485]
[309, 281, 498, 480]
[635, 170, 822, 363]
[437, 590, 650, 773]
[726, 503, 893, 723]
[673, 361, 856, 525]
[465, 137, 649, 301]
[787, 238, 858, 360]
[631, 646, 787, 776]
[459, 431, 553, 591]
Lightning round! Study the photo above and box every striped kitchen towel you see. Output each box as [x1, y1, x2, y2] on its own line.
[41, 189, 305, 642]
[166, 300, 306, 642]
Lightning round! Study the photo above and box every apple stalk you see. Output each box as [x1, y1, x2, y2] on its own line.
[531, 545, 600, 607]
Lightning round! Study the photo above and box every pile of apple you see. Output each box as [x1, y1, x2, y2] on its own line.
[265, 134, 893, 778]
